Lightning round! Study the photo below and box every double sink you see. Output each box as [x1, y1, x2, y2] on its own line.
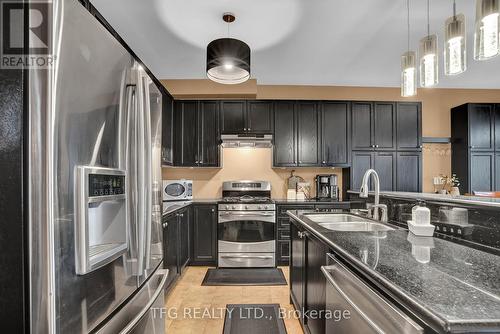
[303, 213, 394, 232]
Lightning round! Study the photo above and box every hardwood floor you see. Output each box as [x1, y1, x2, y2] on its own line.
[164, 266, 303, 334]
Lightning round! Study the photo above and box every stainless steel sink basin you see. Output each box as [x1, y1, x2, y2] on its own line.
[304, 213, 394, 232]
[318, 222, 394, 232]
[304, 214, 369, 224]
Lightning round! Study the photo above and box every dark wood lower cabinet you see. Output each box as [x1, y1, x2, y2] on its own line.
[290, 222, 306, 322]
[191, 204, 217, 265]
[162, 213, 179, 289]
[305, 233, 329, 334]
[178, 208, 191, 273]
[290, 219, 330, 334]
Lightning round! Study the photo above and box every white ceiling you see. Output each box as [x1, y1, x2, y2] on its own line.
[92, 0, 500, 88]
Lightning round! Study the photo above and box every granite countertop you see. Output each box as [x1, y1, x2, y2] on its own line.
[348, 190, 500, 208]
[287, 210, 500, 333]
[162, 199, 222, 215]
[273, 198, 350, 204]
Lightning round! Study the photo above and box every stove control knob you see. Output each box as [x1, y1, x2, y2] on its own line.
[225, 205, 229, 210]
[231, 205, 236, 210]
[258, 205, 262, 210]
[245, 205, 249, 209]
[263, 205, 268, 210]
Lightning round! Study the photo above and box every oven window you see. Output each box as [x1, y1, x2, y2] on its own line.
[218, 221, 274, 243]
[165, 183, 185, 197]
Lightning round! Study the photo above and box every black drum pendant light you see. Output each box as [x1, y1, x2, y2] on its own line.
[206, 13, 251, 84]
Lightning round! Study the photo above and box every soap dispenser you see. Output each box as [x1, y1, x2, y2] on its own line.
[411, 200, 425, 221]
[414, 202, 431, 225]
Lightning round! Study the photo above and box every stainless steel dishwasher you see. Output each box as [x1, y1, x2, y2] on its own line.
[321, 254, 423, 334]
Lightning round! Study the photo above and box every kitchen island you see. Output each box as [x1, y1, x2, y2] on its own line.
[287, 210, 500, 334]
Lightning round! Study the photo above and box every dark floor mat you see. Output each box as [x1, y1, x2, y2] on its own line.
[201, 268, 287, 286]
[223, 304, 287, 334]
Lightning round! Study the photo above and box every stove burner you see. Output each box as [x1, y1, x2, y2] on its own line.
[221, 195, 272, 203]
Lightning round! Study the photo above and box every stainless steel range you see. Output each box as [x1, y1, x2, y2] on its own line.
[218, 181, 276, 267]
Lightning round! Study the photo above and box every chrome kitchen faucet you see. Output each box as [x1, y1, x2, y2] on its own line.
[359, 169, 388, 222]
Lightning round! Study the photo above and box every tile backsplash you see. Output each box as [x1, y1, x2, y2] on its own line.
[162, 148, 343, 199]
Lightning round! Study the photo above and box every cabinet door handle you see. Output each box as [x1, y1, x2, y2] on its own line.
[248, 128, 251, 131]
[299, 161, 302, 164]
[322, 161, 326, 164]
[211, 208, 215, 213]
[244, 127, 247, 131]
[375, 144, 379, 148]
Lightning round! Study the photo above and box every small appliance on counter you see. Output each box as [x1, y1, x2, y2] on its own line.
[315, 174, 339, 200]
[162, 179, 193, 201]
[287, 170, 305, 200]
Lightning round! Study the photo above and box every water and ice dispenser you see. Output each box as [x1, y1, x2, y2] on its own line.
[75, 166, 128, 275]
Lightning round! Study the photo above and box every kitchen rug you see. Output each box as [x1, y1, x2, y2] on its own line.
[201, 268, 287, 286]
[223, 304, 287, 334]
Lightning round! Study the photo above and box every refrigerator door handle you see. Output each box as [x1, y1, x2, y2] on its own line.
[118, 269, 169, 334]
[142, 75, 153, 272]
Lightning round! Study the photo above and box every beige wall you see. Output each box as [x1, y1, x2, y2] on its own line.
[161, 80, 500, 194]
[162, 148, 342, 199]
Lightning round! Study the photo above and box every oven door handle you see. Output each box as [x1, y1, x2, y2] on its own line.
[220, 255, 274, 259]
[219, 212, 275, 217]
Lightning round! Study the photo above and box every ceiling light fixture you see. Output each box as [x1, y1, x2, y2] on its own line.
[401, 0, 417, 97]
[206, 13, 251, 84]
[474, 0, 499, 60]
[445, 1, 466, 75]
[419, 0, 439, 87]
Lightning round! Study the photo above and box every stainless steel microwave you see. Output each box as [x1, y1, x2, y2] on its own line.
[162, 180, 193, 201]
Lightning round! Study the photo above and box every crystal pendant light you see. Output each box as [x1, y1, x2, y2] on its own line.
[474, 0, 499, 60]
[401, 0, 417, 97]
[444, 1, 466, 75]
[402, 52, 417, 97]
[419, 0, 439, 87]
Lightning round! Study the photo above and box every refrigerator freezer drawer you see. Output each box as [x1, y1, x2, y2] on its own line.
[96, 268, 169, 334]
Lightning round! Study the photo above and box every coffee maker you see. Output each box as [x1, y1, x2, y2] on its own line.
[315, 174, 339, 200]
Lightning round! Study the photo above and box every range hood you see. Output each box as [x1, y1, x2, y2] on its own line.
[221, 134, 273, 148]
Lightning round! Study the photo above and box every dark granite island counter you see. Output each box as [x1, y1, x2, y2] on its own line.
[287, 210, 500, 334]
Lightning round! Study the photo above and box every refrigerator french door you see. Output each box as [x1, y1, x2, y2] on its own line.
[27, 0, 165, 333]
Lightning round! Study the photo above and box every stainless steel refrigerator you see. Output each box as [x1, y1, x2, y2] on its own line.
[26, 0, 166, 332]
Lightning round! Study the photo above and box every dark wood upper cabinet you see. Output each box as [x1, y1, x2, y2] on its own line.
[396, 151, 422, 192]
[452, 103, 500, 193]
[161, 92, 174, 165]
[199, 101, 220, 167]
[220, 100, 246, 134]
[274, 101, 296, 167]
[191, 205, 217, 265]
[397, 102, 422, 150]
[351, 151, 373, 190]
[174, 101, 198, 166]
[173, 101, 220, 167]
[297, 102, 319, 166]
[469, 103, 494, 150]
[247, 101, 273, 134]
[351, 102, 374, 150]
[320, 102, 350, 166]
[373, 102, 396, 150]
[373, 151, 396, 191]
[470, 152, 495, 192]
[495, 105, 500, 151]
